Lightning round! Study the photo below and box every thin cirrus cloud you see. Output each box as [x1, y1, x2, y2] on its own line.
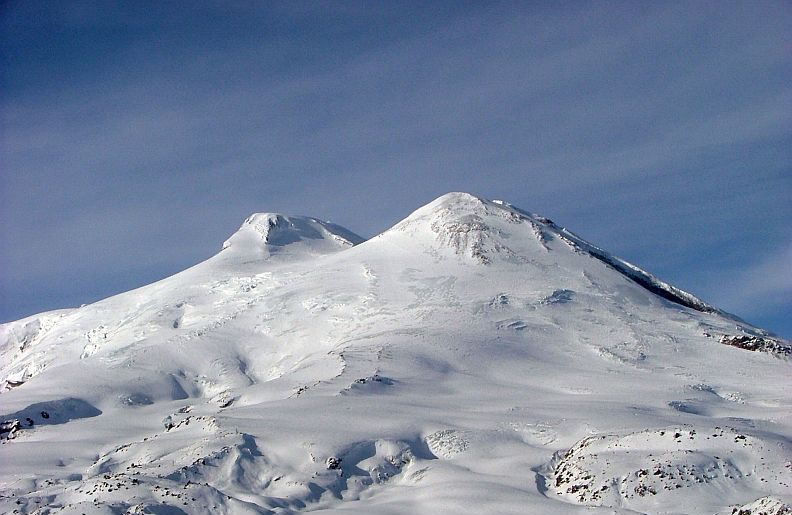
[1, 1, 790, 336]
[701, 243, 792, 329]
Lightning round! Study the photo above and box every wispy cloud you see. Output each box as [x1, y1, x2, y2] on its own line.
[1, 1, 790, 335]
[701, 242, 792, 332]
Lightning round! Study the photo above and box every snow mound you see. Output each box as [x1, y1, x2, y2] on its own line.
[546, 426, 792, 512]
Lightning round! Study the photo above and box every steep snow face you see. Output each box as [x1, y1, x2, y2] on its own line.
[385, 192, 516, 263]
[221, 213, 364, 260]
[379, 192, 730, 317]
[1, 193, 790, 515]
[376, 192, 724, 318]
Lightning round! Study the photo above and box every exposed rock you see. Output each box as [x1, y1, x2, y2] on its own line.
[731, 496, 792, 515]
[719, 335, 791, 357]
[0, 419, 22, 440]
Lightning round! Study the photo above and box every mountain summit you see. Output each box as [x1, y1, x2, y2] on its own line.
[221, 213, 364, 260]
[1, 193, 789, 514]
[382, 192, 725, 314]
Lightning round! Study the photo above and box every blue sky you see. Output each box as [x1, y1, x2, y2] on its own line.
[1, 1, 790, 336]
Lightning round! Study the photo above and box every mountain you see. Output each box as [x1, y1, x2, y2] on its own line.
[1, 192, 789, 515]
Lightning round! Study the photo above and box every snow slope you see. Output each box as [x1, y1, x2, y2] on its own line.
[1, 192, 790, 515]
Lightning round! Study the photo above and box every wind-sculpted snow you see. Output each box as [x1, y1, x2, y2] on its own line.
[1, 192, 790, 514]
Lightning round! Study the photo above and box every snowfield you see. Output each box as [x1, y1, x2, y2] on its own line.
[1, 192, 790, 514]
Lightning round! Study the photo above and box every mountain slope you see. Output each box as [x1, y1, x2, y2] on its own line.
[1, 192, 789, 515]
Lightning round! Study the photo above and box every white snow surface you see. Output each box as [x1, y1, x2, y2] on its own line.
[1, 192, 790, 514]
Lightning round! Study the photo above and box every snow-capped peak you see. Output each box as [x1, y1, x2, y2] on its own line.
[221, 213, 364, 260]
[391, 192, 488, 228]
[2, 193, 789, 515]
[384, 192, 725, 316]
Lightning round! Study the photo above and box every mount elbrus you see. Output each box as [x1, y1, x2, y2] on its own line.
[1, 193, 790, 514]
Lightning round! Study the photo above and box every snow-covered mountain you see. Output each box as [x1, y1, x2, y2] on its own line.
[1, 192, 790, 515]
